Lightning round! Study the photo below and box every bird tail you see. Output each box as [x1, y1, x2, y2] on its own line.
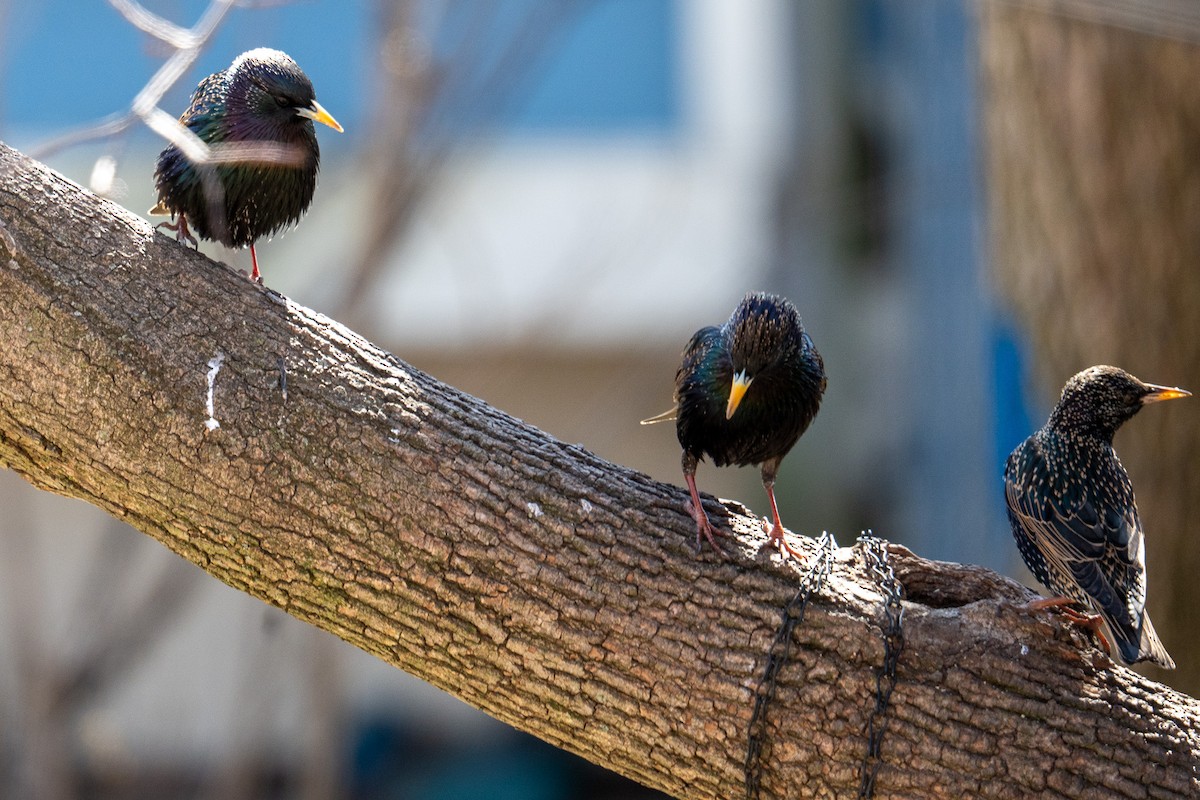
[639, 406, 677, 425]
[1134, 613, 1176, 670]
[1106, 609, 1176, 670]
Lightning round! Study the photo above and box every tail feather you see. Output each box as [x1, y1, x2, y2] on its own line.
[640, 406, 677, 425]
[1106, 610, 1175, 669]
[1135, 613, 1176, 670]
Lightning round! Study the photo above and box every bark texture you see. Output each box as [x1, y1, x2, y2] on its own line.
[1, 141, 1198, 798]
[981, 1, 1200, 697]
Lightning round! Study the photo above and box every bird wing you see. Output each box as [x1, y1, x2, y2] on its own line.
[673, 326, 725, 403]
[676, 326, 723, 379]
[676, 326, 729, 455]
[640, 327, 722, 426]
[1005, 435, 1148, 659]
[177, 72, 230, 140]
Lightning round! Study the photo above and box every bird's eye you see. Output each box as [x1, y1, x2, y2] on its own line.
[272, 94, 291, 108]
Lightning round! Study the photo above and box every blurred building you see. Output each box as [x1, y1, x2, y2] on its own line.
[0, 1, 1011, 797]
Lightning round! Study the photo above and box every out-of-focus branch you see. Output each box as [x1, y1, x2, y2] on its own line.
[337, 0, 592, 322]
[31, 0, 239, 163]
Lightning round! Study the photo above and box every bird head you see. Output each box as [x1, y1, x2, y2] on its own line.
[723, 292, 811, 419]
[1050, 365, 1190, 439]
[227, 48, 343, 141]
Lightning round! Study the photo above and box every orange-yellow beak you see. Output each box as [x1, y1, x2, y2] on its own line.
[1142, 384, 1191, 404]
[298, 99, 344, 133]
[726, 371, 752, 420]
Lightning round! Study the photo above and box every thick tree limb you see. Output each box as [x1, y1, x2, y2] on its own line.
[0, 141, 1197, 798]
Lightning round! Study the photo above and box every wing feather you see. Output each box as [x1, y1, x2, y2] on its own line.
[1004, 433, 1147, 661]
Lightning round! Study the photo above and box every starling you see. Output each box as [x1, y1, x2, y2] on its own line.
[1004, 365, 1188, 668]
[643, 292, 826, 557]
[151, 48, 343, 282]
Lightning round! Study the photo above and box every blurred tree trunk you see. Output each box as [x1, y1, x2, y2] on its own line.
[980, 1, 1200, 696]
[3, 141, 1200, 798]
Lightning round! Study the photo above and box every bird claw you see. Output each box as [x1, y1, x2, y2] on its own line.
[761, 518, 804, 561]
[155, 215, 198, 250]
[1027, 597, 1112, 654]
[236, 265, 265, 284]
[695, 524, 730, 560]
[685, 498, 729, 559]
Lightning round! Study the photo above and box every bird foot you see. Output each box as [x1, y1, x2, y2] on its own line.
[685, 498, 729, 559]
[236, 267, 265, 285]
[154, 215, 198, 250]
[1027, 597, 1112, 654]
[761, 518, 805, 561]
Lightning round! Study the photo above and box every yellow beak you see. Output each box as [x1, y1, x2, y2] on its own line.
[1143, 385, 1191, 404]
[726, 371, 752, 419]
[298, 99, 344, 133]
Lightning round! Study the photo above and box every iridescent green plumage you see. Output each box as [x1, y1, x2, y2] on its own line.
[152, 48, 343, 282]
[646, 292, 826, 557]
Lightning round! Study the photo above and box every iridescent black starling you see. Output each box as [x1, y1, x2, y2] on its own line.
[1004, 365, 1188, 668]
[643, 292, 826, 558]
[152, 48, 343, 282]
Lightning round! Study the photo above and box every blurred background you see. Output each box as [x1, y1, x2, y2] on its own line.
[2, 0, 1198, 797]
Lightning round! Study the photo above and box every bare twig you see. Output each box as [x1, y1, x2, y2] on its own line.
[109, 0, 198, 49]
[338, 0, 594, 320]
[31, 0, 239, 162]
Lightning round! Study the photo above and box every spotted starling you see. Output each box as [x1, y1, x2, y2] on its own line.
[151, 48, 343, 282]
[643, 292, 826, 557]
[1004, 365, 1188, 668]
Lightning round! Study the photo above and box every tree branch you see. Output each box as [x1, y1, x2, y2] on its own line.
[0, 141, 1197, 798]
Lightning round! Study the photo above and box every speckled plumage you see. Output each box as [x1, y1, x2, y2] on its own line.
[646, 292, 826, 556]
[152, 48, 342, 281]
[1004, 365, 1187, 668]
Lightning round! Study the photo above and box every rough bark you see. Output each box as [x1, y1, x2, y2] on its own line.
[0, 141, 1197, 799]
[980, 1, 1200, 697]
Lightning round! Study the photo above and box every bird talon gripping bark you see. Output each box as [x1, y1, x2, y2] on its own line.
[762, 520, 803, 561]
[1026, 597, 1114, 655]
[154, 215, 198, 250]
[694, 523, 728, 559]
[684, 477, 729, 558]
